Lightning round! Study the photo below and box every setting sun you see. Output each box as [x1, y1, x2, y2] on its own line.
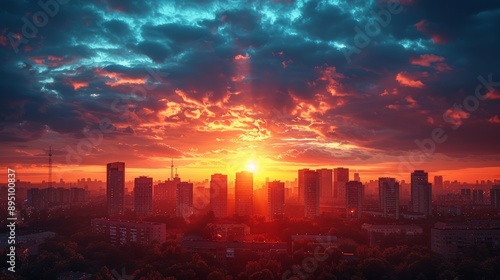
[247, 161, 257, 172]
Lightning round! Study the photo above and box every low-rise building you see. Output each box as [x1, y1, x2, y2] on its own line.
[431, 220, 500, 258]
[91, 218, 166, 245]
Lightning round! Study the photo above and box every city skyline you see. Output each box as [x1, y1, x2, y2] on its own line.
[7, 156, 500, 186]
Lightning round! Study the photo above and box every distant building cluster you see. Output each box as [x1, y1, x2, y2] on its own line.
[27, 187, 86, 209]
[102, 161, 500, 221]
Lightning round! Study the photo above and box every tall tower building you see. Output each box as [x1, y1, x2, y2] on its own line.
[176, 182, 193, 218]
[472, 189, 484, 204]
[491, 185, 500, 209]
[316, 168, 333, 204]
[154, 175, 180, 216]
[379, 177, 400, 219]
[346, 181, 363, 218]
[106, 162, 125, 216]
[334, 167, 349, 204]
[298, 169, 309, 204]
[235, 171, 253, 217]
[303, 170, 320, 219]
[354, 172, 360, 182]
[134, 176, 153, 216]
[268, 180, 285, 220]
[434, 175, 443, 194]
[410, 170, 432, 216]
[210, 173, 228, 218]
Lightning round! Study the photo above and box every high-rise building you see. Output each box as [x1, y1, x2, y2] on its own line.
[316, 168, 333, 204]
[268, 180, 285, 220]
[302, 170, 320, 219]
[410, 170, 432, 216]
[461, 189, 471, 201]
[235, 171, 253, 216]
[134, 176, 153, 216]
[434, 175, 443, 193]
[378, 178, 400, 219]
[354, 172, 361, 182]
[106, 162, 125, 216]
[346, 181, 363, 218]
[472, 190, 484, 204]
[176, 182, 193, 218]
[154, 175, 180, 215]
[210, 173, 228, 218]
[334, 167, 349, 205]
[491, 185, 500, 209]
[298, 169, 309, 204]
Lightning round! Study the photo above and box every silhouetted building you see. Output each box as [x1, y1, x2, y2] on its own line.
[431, 220, 500, 258]
[472, 189, 484, 204]
[491, 185, 500, 209]
[302, 170, 320, 219]
[354, 172, 360, 182]
[268, 180, 285, 220]
[106, 162, 125, 216]
[362, 223, 423, 246]
[316, 168, 333, 203]
[379, 177, 400, 219]
[176, 182, 193, 218]
[434, 175, 443, 193]
[210, 173, 228, 218]
[134, 176, 153, 216]
[27, 187, 86, 209]
[461, 188, 471, 201]
[346, 181, 363, 218]
[297, 169, 309, 204]
[235, 171, 253, 216]
[410, 170, 432, 216]
[91, 218, 166, 245]
[213, 223, 250, 241]
[334, 167, 349, 205]
[154, 176, 180, 215]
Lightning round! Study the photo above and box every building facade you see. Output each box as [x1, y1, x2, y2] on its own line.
[302, 170, 320, 219]
[379, 177, 400, 219]
[334, 167, 349, 205]
[176, 182, 194, 218]
[431, 220, 500, 258]
[235, 171, 253, 217]
[91, 218, 166, 245]
[210, 173, 228, 218]
[346, 181, 363, 218]
[268, 180, 285, 220]
[106, 162, 125, 216]
[134, 176, 153, 216]
[410, 170, 432, 216]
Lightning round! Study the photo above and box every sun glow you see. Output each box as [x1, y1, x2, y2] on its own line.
[247, 161, 257, 172]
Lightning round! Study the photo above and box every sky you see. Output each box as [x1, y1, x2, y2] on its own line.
[1, 0, 499, 183]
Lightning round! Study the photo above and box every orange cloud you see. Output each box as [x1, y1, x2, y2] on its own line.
[415, 19, 448, 44]
[485, 91, 500, 100]
[396, 72, 425, 88]
[315, 65, 345, 96]
[411, 54, 451, 71]
[489, 115, 500, 123]
[380, 88, 398, 96]
[95, 69, 146, 86]
[234, 54, 250, 61]
[72, 81, 89, 90]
